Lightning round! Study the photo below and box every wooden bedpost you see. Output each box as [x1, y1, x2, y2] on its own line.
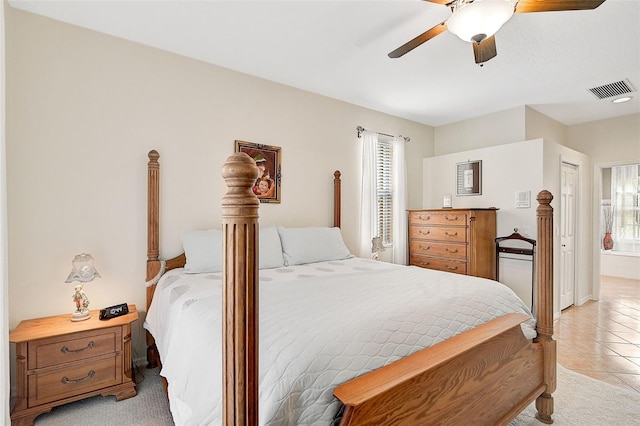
[334, 170, 341, 228]
[146, 150, 161, 368]
[221, 152, 260, 426]
[534, 190, 556, 424]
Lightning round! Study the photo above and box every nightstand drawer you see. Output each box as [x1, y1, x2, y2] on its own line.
[410, 211, 467, 226]
[410, 255, 467, 275]
[409, 226, 467, 243]
[28, 327, 122, 369]
[409, 241, 467, 259]
[28, 354, 121, 406]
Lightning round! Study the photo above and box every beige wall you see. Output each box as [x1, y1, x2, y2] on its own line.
[566, 113, 640, 163]
[434, 106, 572, 156]
[524, 107, 567, 146]
[5, 7, 434, 360]
[434, 106, 526, 155]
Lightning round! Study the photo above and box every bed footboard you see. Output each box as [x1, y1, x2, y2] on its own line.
[334, 313, 544, 426]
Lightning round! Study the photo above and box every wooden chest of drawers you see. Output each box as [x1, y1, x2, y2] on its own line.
[408, 208, 497, 279]
[9, 306, 138, 426]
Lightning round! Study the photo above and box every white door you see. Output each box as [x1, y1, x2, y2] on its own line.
[560, 162, 577, 310]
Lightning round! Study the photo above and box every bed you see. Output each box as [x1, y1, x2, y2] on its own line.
[144, 150, 556, 425]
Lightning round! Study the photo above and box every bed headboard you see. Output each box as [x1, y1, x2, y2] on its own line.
[144, 150, 342, 310]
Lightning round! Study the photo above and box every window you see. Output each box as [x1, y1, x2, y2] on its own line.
[376, 138, 393, 245]
[607, 164, 640, 253]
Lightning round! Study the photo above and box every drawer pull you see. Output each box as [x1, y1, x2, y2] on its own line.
[445, 248, 459, 253]
[444, 231, 458, 237]
[445, 215, 459, 221]
[418, 261, 430, 266]
[61, 370, 95, 385]
[445, 265, 459, 271]
[419, 245, 431, 250]
[61, 341, 95, 354]
[418, 230, 431, 235]
[418, 215, 430, 221]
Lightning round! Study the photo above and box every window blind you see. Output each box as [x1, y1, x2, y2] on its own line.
[376, 140, 393, 245]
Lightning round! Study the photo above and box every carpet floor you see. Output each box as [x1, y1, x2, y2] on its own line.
[33, 364, 640, 425]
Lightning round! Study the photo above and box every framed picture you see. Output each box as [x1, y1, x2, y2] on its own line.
[235, 140, 281, 203]
[456, 160, 482, 196]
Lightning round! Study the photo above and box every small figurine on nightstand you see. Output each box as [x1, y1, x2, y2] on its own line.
[72, 285, 90, 320]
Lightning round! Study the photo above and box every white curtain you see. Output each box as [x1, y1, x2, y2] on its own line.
[359, 130, 378, 257]
[392, 137, 408, 265]
[611, 164, 640, 253]
[1, 3, 10, 423]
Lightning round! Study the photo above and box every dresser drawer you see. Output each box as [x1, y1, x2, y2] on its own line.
[409, 241, 467, 260]
[410, 211, 467, 226]
[410, 255, 467, 275]
[28, 327, 122, 369]
[28, 354, 121, 406]
[409, 225, 467, 243]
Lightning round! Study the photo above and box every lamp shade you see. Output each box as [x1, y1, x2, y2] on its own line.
[447, 0, 515, 43]
[371, 236, 386, 253]
[65, 253, 101, 283]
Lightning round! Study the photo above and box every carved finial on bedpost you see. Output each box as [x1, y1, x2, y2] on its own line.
[535, 190, 556, 424]
[222, 153, 261, 210]
[221, 152, 260, 426]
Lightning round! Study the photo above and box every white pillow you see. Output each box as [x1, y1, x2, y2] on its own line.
[258, 227, 285, 269]
[182, 228, 284, 272]
[182, 229, 222, 273]
[277, 226, 351, 266]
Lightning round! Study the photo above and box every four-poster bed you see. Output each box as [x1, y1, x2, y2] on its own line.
[144, 150, 556, 425]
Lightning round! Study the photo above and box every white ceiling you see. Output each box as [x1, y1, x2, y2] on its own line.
[9, 0, 640, 127]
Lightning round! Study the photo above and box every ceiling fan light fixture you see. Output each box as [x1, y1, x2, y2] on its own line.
[447, 0, 515, 43]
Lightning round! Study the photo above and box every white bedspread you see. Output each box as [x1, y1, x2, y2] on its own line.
[144, 258, 536, 425]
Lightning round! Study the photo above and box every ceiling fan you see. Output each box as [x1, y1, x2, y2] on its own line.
[388, 0, 606, 65]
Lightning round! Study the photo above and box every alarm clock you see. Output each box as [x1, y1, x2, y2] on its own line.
[99, 303, 129, 320]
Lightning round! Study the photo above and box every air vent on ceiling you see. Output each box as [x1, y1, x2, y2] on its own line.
[588, 79, 636, 100]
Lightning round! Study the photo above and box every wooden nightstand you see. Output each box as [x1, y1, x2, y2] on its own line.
[9, 305, 138, 426]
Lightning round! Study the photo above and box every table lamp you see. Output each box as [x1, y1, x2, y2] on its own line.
[65, 253, 100, 321]
[371, 236, 385, 261]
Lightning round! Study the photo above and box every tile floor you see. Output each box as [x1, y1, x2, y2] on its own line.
[556, 275, 640, 393]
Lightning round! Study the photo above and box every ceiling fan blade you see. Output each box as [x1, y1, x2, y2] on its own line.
[388, 21, 448, 58]
[473, 35, 497, 65]
[421, 0, 453, 5]
[515, 0, 606, 13]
